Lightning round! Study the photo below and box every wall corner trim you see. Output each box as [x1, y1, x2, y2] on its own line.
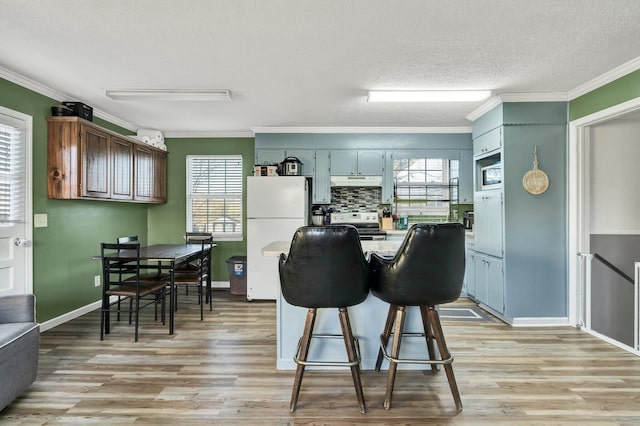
[466, 93, 568, 122]
[0, 65, 137, 132]
[568, 56, 640, 100]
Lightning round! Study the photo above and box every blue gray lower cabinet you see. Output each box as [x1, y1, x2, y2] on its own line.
[265, 239, 434, 370]
[276, 294, 432, 370]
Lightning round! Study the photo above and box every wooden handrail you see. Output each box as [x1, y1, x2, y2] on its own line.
[593, 253, 634, 285]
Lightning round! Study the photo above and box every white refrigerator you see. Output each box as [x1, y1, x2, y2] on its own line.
[246, 176, 309, 300]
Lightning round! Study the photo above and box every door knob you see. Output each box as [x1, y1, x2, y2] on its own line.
[14, 238, 31, 247]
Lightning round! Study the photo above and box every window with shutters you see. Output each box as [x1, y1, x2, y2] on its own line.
[187, 155, 243, 240]
[0, 114, 26, 223]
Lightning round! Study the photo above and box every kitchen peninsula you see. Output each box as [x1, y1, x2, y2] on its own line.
[262, 240, 441, 370]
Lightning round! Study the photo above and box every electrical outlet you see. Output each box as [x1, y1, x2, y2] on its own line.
[94, 275, 100, 287]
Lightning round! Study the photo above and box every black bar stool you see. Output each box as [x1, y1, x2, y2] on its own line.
[369, 223, 465, 411]
[279, 225, 370, 413]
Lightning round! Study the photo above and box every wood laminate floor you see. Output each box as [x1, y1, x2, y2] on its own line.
[1, 291, 639, 425]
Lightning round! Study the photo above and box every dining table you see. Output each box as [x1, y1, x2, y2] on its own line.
[98, 243, 215, 335]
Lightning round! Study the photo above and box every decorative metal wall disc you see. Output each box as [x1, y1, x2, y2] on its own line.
[522, 146, 549, 195]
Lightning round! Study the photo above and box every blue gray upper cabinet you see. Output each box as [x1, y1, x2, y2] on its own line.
[330, 149, 384, 176]
[255, 149, 315, 177]
[285, 149, 315, 177]
[255, 149, 285, 166]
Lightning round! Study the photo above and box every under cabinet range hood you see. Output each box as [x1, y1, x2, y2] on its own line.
[330, 175, 382, 187]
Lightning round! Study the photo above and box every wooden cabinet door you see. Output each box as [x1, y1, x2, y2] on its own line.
[381, 150, 393, 203]
[459, 149, 473, 203]
[487, 257, 504, 314]
[286, 149, 315, 177]
[464, 249, 476, 297]
[80, 125, 110, 198]
[134, 145, 153, 201]
[474, 254, 489, 305]
[474, 189, 503, 257]
[255, 149, 285, 166]
[152, 151, 167, 203]
[313, 150, 331, 204]
[110, 136, 134, 200]
[357, 150, 384, 175]
[473, 127, 502, 158]
[330, 150, 357, 175]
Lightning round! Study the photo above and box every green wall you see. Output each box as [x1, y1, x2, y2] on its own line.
[147, 137, 254, 282]
[1, 77, 256, 321]
[0, 77, 149, 322]
[570, 69, 640, 121]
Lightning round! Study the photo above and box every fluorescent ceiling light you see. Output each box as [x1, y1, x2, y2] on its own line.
[367, 90, 491, 103]
[105, 89, 232, 101]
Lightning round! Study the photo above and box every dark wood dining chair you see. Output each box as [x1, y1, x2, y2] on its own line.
[173, 234, 213, 320]
[100, 242, 169, 342]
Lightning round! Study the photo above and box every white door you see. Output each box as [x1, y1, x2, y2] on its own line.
[0, 107, 32, 296]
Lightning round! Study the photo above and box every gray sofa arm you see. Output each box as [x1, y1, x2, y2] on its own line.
[0, 294, 36, 324]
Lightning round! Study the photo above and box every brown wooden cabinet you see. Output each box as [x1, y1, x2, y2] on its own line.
[152, 150, 167, 203]
[110, 136, 134, 200]
[132, 145, 167, 203]
[47, 116, 167, 203]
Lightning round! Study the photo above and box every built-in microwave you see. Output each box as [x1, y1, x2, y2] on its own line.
[480, 162, 502, 190]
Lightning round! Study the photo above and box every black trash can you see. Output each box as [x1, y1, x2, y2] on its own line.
[226, 256, 247, 296]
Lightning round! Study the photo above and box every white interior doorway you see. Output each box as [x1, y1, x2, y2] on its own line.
[0, 106, 33, 296]
[569, 97, 640, 355]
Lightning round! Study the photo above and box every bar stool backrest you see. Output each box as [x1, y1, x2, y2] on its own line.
[370, 223, 465, 306]
[279, 225, 370, 309]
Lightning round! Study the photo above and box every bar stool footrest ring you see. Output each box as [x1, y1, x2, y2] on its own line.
[294, 334, 362, 367]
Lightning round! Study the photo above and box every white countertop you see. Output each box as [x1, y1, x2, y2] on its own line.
[262, 240, 402, 257]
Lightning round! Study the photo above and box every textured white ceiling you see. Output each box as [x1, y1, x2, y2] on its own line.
[1, 0, 640, 134]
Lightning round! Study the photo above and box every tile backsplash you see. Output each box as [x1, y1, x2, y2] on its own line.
[330, 187, 381, 212]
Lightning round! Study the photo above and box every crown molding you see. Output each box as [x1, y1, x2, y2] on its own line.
[498, 92, 568, 102]
[0, 65, 137, 132]
[465, 96, 503, 122]
[251, 126, 471, 134]
[163, 131, 254, 139]
[466, 92, 568, 122]
[568, 56, 640, 100]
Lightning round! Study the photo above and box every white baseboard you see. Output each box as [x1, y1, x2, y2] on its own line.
[510, 316, 571, 327]
[212, 280, 230, 289]
[40, 301, 102, 332]
[582, 327, 640, 356]
[477, 303, 571, 327]
[41, 282, 232, 332]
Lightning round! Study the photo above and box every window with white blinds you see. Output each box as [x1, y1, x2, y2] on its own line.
[0, 114, 26, 223]
[187, 155, 243, 240]
[394, 157, 454, 218]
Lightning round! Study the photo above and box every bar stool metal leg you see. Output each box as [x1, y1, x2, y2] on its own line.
[338, 307, 366, 413]
[420, 305, 439, 373]
[427, 305, 463, 412]
[290, 307, 317, 412]
[384, 305, 406, 410]
[375, 304, 397, 371]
